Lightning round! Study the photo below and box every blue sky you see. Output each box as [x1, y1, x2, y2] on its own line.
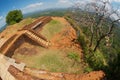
[0, 0, 73, 28]
[0, 0, 120, 28]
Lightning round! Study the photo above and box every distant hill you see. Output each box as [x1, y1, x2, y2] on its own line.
[23, 8, 68, 18]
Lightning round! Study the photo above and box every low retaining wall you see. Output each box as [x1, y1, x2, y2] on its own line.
[0, 16, 52, 57]
[0, 34, 17, 54]
[5, 35, 25, 57]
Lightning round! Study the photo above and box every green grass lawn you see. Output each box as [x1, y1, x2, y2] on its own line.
[13, 48, 84, 74]
[41, 20, 66, 40]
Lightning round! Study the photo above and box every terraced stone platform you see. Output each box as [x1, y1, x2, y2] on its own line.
[0, 16, 52, 57]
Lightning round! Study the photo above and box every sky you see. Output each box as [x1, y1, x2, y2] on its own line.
[0, 0, 120, 28]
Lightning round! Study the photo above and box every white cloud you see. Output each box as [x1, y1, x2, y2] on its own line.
[0, 16, 3, 20]
[58, 0, 95, 7]
[73, 0, 90, 7]
[57, 0, 73, 8]
[110, 0, 120, 2]
[0, 17, 6, 29]
[25, 2, 43, 9]
[22, 2, 43, 14]
[58, 0, 70, 3]
[74, 0, 120, 3]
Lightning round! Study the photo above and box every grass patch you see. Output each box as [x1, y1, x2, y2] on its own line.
[13, 49, 84, 74]
[67, 52, 81, 67]
[41, 20, 66, 40]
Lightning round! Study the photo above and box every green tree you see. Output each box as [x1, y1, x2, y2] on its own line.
[6, 10, 23, 25]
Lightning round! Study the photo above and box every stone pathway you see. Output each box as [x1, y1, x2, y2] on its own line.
[0, 54, 25, 80]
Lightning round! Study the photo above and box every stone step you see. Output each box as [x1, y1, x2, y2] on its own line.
[25, 31, 49, 47]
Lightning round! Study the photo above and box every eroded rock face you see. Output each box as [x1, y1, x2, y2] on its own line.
[8, 66, 41, 80]
[60, 71, 105, 80]
[8, 65, 105, 80]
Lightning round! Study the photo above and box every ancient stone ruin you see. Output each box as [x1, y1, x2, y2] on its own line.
[0, 16, 106, 80]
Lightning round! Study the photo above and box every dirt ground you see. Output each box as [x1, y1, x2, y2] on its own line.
[14, 17, 83, 58]
[50, 17, 83, 58]
[0, 17, 105, 80]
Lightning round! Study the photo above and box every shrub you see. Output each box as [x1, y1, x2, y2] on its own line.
[67, 52, 80, 67]
[84, 66, 93, 73]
